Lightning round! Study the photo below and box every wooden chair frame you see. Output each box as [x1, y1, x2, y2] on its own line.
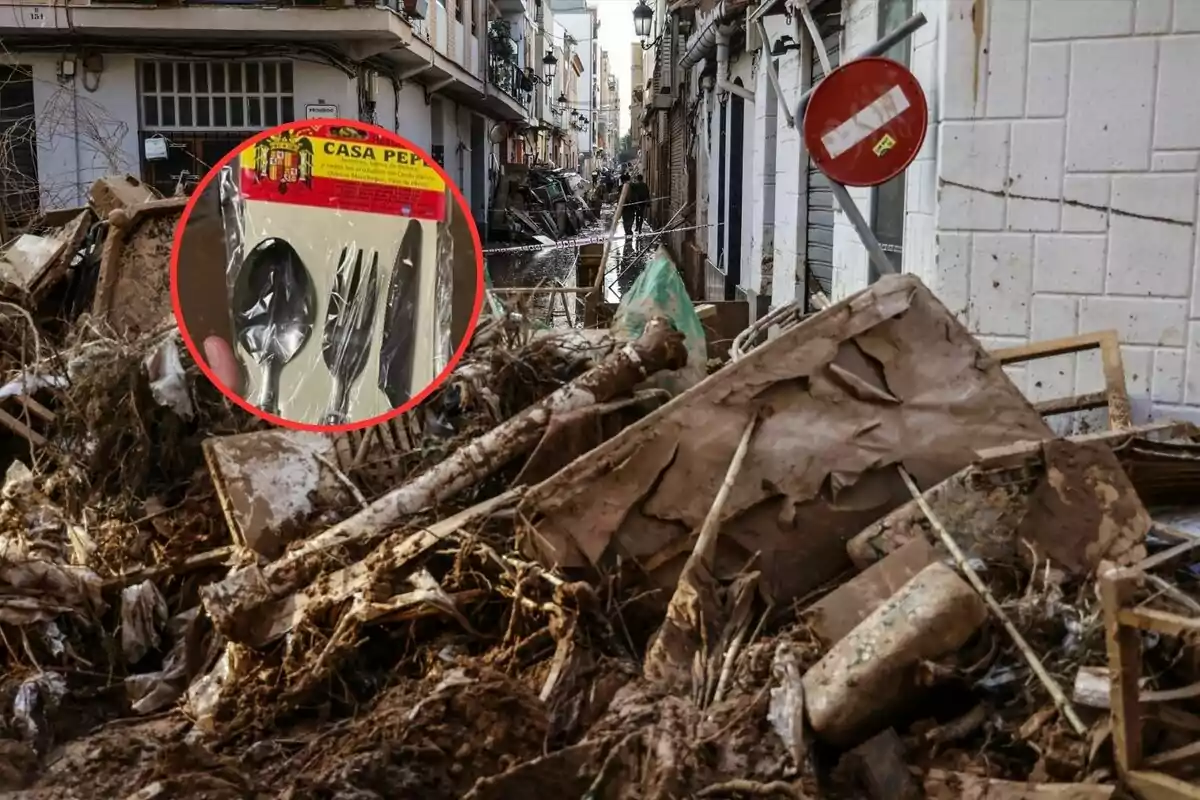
[992, 330, 1132, 430]
[1101, 553, 1200, 800]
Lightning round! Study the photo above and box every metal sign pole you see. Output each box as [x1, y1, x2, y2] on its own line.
[829, 180, 896, 278]
[798, 13, 930, 278]
[756, 12, 926, 129]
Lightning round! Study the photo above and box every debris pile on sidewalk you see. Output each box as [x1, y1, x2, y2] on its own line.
[489, 163, 595, 242]
[2, 181, 1200, 799]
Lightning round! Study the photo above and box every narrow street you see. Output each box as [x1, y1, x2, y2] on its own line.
[485, 203, 660, 324]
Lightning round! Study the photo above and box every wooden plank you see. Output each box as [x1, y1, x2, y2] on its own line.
[1098, 330, 1134, 430]
[1143, 740, 1200, 771]
[0, 406, 46, 447]
[1119, 607, 1200, 638]
[991, 329, 1131, 430]
[1138, 538, 1200, 573]
[584, 183, 628, 328]
[1034, 391, 1109, 416]
[17, 396, 55, 423]
[973, 422, 1189, 470]
[1101, 568, 1144, 777]
[1126, 770, 1200, 800]
[993, 332, 1107, 364]
[1155, 706, 1200, 734]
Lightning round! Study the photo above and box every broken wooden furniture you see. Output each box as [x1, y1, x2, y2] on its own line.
[0, 210, 93, 302]
[1101, 553, 1200, 800]
[492, 286, 589, 328]
[93, 196, 188, 337]
[203, 413, 428, 558]
[0, 394, 55, 450]
[992, 330, 1133, 430]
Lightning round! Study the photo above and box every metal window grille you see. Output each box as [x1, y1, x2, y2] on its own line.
[0, 65, 39, 236]
[138, 60, 296, 131]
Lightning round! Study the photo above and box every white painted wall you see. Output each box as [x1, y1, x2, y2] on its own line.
[2, 51, 450, 213]
[747, 46, 778, 299]
[1, 52, 140, 209]
[768, 36, 805, 307]
[828, 0, 1200, 423]
[385, 80, 435, 148]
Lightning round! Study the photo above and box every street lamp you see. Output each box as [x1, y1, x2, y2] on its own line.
[633, 0, 653, 42]
[542, 50, 558, 82]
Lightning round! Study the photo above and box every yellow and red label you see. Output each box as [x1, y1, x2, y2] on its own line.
[237, 123, 447, 221]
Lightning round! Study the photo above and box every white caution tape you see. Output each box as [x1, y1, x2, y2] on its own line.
[483, 220, 722, 256]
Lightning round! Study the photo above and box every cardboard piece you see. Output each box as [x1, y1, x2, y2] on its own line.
[517, 275, 1053, 604]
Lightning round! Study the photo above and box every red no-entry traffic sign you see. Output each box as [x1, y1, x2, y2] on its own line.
[802, 57, 929, 188]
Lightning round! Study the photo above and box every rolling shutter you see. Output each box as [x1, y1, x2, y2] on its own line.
[805, 0, 842, 298]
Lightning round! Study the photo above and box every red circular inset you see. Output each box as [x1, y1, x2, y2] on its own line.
[802, 57, 929, 188]
[170, 118, 485, 433]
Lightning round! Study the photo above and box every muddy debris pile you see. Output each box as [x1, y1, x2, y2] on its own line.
[1, 188, 1200, 799]
[489, 164, 595, 243]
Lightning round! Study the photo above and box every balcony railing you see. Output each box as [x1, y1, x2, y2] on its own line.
[487, 55, 532, 106]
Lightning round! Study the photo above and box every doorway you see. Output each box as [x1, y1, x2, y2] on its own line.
[470, 114, 487, 226]
[726, 78, 745, 300]
[717, 99, 727, 271]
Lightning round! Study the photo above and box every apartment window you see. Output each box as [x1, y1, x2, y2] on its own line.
[0, 65, 38, 234]
[139, 60, 295, 130]
[869, 0, 912, 281]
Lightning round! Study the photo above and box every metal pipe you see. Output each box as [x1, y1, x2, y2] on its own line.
[757, 18, 794, 127]
[680, 14, 722, 70]
[828, 179, 896, 277]
[795, 12, 926, 118]
[716, 26, 755, 101]
[719, 79, 756, 101]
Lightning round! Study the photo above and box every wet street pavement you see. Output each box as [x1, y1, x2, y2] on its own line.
[484, 205, 660, 309]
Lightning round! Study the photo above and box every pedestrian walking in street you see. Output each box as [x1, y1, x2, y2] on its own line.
[630, 174, 651, 234]
[619, 173, 636, 236]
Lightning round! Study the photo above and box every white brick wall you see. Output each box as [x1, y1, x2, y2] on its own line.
[831, 0, 1200, 424]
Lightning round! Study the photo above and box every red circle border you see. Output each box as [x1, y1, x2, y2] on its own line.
[802, 57, 930, 189]
[169, 118, 486, 434]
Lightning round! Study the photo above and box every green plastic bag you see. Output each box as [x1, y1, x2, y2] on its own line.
[610, 246, 707, 395]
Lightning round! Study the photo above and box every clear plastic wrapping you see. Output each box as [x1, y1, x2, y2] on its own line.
[213, 123, 451, 426]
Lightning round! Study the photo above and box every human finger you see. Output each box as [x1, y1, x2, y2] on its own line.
[203, 336, 242, 393]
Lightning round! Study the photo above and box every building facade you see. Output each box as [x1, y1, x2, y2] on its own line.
[547, 0, 598, 173]
[629, 40, 646, 165]
[0, 0, 574, 232]
[671, 0, 1200, 422]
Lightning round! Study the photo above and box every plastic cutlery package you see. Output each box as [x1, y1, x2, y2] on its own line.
[214, 122, 454, 426]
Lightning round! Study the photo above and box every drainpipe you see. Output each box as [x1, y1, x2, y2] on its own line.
[679, 12, 720, 71]
[715, 26, 754, 102]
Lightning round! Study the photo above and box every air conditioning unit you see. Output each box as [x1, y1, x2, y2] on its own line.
[651, 92, 672, 110]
